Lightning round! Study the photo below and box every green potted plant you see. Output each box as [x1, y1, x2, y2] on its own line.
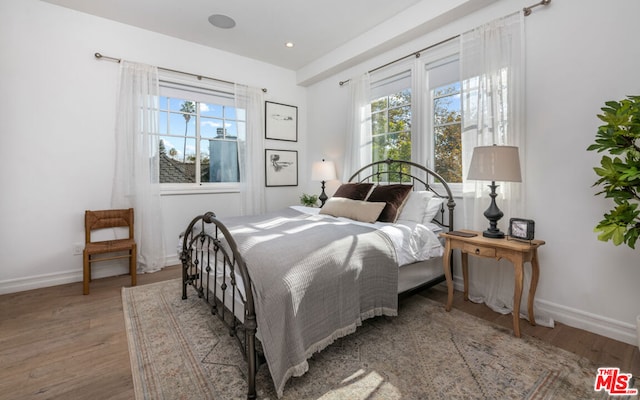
[300, 193, 319, 207]
[587, 95, 640, 249]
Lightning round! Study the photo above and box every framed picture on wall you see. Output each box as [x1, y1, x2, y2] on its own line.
[265, 101, 298, 142]
[265, 149, 298, 187]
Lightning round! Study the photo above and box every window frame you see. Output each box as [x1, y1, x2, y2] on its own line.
[365, 39, 463, 196]
[419, 41, 462, 196]
[425, 54, 462, 195]
[370, 88, 412, 164]
[369, 61, 414, 175]
[156, 73, 243, 195]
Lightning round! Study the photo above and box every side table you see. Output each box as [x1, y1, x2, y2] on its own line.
[440, 230, 545, 337]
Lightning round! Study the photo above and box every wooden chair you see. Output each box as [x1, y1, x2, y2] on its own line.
[83, 208, 137, 295]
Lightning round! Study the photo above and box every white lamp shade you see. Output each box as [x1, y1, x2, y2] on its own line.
[467, 145, 522, 183]
[311, 160, 336, 181]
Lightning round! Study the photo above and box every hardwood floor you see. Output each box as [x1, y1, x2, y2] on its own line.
[0, 266, 180, 400]
[1, 265, 638, 399]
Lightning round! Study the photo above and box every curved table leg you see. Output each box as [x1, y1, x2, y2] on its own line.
[513, 257, 524, 338]
[528, 250, 539, 326]
[443, 240, 454, 312]
[462, 252, 469, 301]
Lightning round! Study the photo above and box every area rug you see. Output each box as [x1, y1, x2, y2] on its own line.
[122, 279, 637, 399]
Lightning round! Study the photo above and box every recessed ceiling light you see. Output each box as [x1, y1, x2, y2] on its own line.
[208, 14, 236, 29]
[285, 42, 295, 48]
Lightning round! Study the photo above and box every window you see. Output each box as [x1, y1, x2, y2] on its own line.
[370, 69, 412, 181]
[155, 77, 244, 189]
[430, 59, 462, 183]
[366, 48, 462, 188]
[432, 81, 462, 182]
[371, 89, 411, 163]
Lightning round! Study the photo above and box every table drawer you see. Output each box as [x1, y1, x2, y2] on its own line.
[462, 243, 496, 257]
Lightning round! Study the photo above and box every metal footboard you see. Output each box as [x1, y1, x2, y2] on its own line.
[180, 211, 259, 400]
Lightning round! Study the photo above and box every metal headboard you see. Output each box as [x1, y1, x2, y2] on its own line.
[347, 159, 455, 231]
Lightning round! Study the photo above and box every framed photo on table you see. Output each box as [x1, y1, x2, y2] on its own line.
[265, 149, 298, 187]
[508, 218, 535, 241]
[265, 101, 298, 142]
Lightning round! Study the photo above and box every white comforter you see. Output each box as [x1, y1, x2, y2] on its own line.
[289, 206, 443, 266]
[178, 206, 444, 268]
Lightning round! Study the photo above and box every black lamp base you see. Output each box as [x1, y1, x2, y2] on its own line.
[482, 181, 505, 239]
[319, 180, 328, 207]
[483, 229, 505, 239]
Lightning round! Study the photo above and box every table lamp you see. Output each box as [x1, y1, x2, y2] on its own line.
[311, 159, 336, 207]
[467, 145, 522, 238]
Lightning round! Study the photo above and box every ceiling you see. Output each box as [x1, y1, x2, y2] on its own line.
[40, 0, 427, 71]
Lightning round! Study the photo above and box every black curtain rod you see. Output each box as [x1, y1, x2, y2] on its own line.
[370, 35, 457, 74]
[339, 34, 459, 86]
[94, 52, 268, 93]
[339, 0, 551, 86]
[523, 0, 551, 16]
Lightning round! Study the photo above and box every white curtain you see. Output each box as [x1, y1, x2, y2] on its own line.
[460, 13, 552, 327]
[410, 57, 428, 180]
[112, 61, 165, 273]
[235, 84, 266, 216]
[343, 73, 372, 182]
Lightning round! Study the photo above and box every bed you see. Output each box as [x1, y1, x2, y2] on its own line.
[180, 159, 455, 399]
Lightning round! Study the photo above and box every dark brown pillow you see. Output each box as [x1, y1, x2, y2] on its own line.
[366, 184, 413, 223]
[332, 183, 375, 201]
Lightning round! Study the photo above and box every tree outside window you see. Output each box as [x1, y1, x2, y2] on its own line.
[371, 89, 412, 181]
[368, 82, 462, 184]
[433, 82, 462, 183]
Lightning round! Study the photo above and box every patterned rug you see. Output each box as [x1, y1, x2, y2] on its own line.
[122, 279, 637, 399]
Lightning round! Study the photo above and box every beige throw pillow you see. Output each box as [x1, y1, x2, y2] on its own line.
[319, 197, 386, 223]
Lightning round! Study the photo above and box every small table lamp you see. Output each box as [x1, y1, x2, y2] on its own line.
[311, 159, 336, 207]
[467, 145, 522, 238]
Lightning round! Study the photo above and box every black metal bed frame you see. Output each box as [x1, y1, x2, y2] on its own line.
[180, 159, 455, 399]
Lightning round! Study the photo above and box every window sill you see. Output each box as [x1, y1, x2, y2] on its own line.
[429, 182, 463, 199]
[160, 184, 240, 196]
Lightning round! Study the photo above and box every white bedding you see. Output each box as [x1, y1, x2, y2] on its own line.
[289, 206, 443, 266]
[179, 206, 446, 322]
[180, 206, 444, 269]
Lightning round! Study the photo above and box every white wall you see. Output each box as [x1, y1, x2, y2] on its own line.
[306, 0, 640, 345]
[0, 0, 306, 291]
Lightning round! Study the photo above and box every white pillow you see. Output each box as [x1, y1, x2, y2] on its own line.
[423, 197, 444, 224]
[397, 191, 434, 223]
[319, 197, 386, 223]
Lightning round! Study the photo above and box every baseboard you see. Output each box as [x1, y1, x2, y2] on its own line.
[451, 277, 637, 347]
[0, 255, 181, 295]
[535, 299, 637, 347]
[164, 254, 180, 267]
[0, 269, 82, 295]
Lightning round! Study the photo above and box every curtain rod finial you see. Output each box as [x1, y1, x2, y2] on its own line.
[523, 0, 551, 16]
